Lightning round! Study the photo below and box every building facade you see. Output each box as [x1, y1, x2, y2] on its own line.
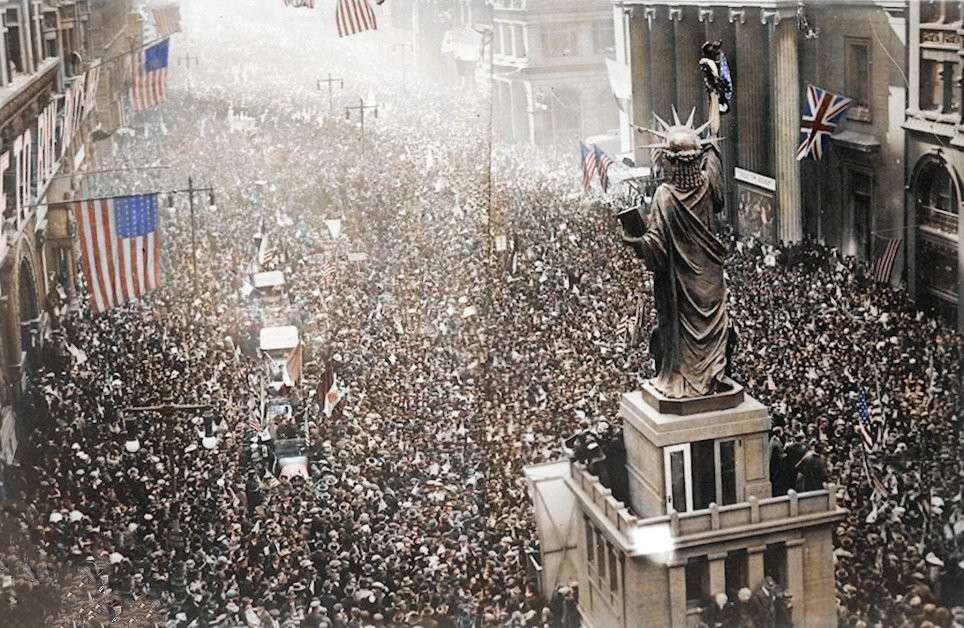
[613, 1, 908, 269]
[0, 0, 135, 443]
[904, 0, 964, 330]
[491, 0, 617, 146]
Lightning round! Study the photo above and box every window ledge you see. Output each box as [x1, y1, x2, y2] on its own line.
[903, 114, 957, 138]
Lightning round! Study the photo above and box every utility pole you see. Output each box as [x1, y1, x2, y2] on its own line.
[345, 98, 378, 154]
[317, 73, 344, 114]
[169, 178, 216, 295]
[188, 177, 198, 295]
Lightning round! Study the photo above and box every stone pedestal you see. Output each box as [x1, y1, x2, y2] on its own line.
[620, 382, 772, 518]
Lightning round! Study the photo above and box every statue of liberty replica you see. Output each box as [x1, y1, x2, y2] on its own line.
[621, 98, 733, 399]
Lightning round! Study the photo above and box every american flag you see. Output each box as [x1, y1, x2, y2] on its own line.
[580, 142, 597, 192]
[320, 260, 336, 282]
[74, 194, 162, 314]
[151, 4, 182, 38]
[855, 391, 875, 452]
[258, 233, 276, 267]
[336, 0, 377, 38]
[796, 85, 851, 160]
[614, 316, 630, 339]
[872, 237, 901, 284]
[131, 39, 170, 112]
[862, 455, 889, 497]
[247, 417, 262, 432]
[594, 145, 614, 193]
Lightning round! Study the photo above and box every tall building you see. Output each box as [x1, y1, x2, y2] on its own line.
[491, 0, 617, 145]
[612, 1, 908, 278]
[0, 0, 135, 440]
[904, 0, 964, 331]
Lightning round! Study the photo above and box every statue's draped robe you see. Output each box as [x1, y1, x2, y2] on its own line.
[639, 149, 728, 398]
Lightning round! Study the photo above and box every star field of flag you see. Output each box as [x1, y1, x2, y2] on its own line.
[115, 194, 159, 238]
[144, 39, 170, 72]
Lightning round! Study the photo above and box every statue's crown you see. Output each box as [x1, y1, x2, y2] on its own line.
[638, 107, 721, 163]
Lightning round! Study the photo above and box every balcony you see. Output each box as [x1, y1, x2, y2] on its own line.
[568, 462, 845, 555]
[0, 58, 60, 127]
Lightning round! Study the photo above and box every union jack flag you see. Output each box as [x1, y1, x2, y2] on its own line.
[580, 142, 597, 192]
[594, 145, 615, 193]
[797, 85, 851, 160]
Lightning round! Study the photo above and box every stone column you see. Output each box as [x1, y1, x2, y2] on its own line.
[770, 13, 802, 243]
[628, 11, 653, 165]
[674, 7, 705, 120]
[668, 561, 688, 628]
[0, 26, 10, 86]
[709, 551, 727, 596]
[748, 545, 766, 587]
[648, 9, 676, 122]
[733, 8, 769, 174]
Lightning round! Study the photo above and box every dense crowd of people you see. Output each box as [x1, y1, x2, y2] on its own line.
[1, 3, 962, 627]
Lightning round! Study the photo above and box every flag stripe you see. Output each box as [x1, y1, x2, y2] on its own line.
[75, 204, 106, 313]
[96, 200, 117, 309]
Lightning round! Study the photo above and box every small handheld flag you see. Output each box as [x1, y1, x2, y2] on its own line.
[855, 391, 875, 452]
[579, 142, 598, 192]
[594, 145, 614, 193]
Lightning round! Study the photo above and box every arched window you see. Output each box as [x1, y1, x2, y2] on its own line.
[916, 162, 959, 234]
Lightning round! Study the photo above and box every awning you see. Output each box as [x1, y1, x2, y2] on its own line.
[830, 130, 880, 154]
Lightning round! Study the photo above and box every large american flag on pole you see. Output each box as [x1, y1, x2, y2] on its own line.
[74, 194, 162, 314]
[796, 85, 851, 160]
[131, 39, 170, 112]
[151, 4, 182, 38]
[336, 0, 378, 38]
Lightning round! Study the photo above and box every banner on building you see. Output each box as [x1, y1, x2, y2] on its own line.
[736, 178, 776, 243]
